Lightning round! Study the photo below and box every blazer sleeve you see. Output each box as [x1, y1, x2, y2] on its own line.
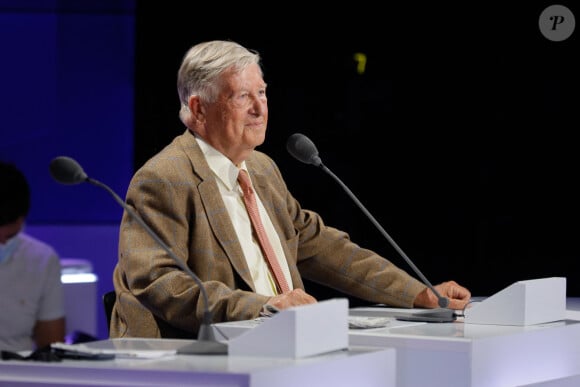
[251, 151, 426, 308]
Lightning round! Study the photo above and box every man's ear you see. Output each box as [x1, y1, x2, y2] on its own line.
[188, 95, 205, 122]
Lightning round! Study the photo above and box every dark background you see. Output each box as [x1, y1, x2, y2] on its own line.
[1, 1, 578, 339]
[134, 2, 579, 298]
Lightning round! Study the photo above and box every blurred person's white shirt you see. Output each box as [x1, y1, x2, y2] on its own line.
[0, 232, 65, 352]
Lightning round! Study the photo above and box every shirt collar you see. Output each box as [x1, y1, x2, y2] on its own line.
[194, 134, 247, 191]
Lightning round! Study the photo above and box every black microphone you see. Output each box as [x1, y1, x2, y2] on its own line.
[286, 133, 323, 167]
[49, 156, 228, 353]
[286, 133, 455, 323]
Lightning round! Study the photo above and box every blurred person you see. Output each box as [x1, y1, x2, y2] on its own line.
[0, 161, 66, 351]
[110, 40, 471, 339]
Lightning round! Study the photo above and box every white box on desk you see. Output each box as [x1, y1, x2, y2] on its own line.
[220, 298, 349, 358]
[464, 277, 566, 326]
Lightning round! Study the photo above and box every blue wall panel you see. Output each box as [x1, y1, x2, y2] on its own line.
[1, 0, 136, 340]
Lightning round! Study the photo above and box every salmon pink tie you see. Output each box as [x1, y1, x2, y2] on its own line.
[238, 169, 290, 294]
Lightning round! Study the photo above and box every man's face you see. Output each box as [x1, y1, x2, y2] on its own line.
[202, 63, 268, 165]
[0, 216, 24, 244]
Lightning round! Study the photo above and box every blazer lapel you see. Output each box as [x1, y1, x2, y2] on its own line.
[179, 131, 256, 291]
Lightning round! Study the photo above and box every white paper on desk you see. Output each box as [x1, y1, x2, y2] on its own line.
[51, 342, 176, 359]
[246, 315, 392, 329]
[348, 316, 393, 329]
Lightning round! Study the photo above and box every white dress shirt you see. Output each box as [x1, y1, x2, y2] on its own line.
[195, 135, 293, 296]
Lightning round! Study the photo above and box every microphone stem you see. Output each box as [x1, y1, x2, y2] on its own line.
[87, 177, 215, 340]
[318, 165, 447, 306]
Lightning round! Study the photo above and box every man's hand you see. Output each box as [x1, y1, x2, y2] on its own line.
[266, 288, 317, 310]
[414, 280, 471, 310]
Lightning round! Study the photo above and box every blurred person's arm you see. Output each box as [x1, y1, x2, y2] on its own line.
[33, 317, 65, 348]
[34, 246, 66, 348]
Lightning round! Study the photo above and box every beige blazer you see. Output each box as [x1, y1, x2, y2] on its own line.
[110, 129, 425, 339]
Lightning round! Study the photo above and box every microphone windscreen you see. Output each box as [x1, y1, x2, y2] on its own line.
[49, 156, 88, 185]
[286, 133, 322, 166]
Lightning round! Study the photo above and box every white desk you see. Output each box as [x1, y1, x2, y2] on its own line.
[0, 338, 396, 387]
[566, 297, 580, 320]
[214, 299, 580, 387]
[348, 307, 580, 387]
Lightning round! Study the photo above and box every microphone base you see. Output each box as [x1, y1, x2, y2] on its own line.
[177, 340, 228, 355]
[394, 308, 457, 323]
